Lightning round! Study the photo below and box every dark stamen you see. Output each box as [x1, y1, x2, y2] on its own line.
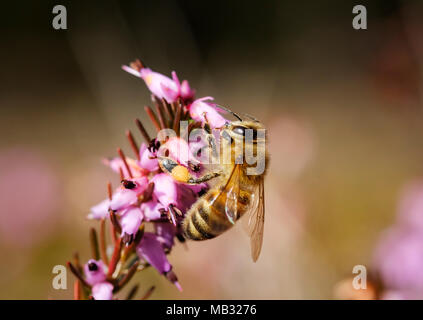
[122, 233, 134, 246]
[122, 179, 137, 190]
[169, 204, 182, 217]
[130, 59, 145, 71]
[88, 262, 98, 271]
[167, 208, 177, 226]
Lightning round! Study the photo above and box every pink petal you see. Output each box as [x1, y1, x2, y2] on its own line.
[84, 259, 107, 285]
[139, 144, 159, 172]
[136, 232, 171, 274]
[155, 222, 176, 249]
[160, 137, 192, 166]
[189, 97, 227, 129]
[139, 68, 179, 102]
[120, 207, 143, 236]
[122, 65, 141, 77]
[92, 282, 114, 300]
[88, 199, 110, 220]
[180, 80, 195, 100]
[151, 173, 177, 207]
[141, 199, 164, 221]
[110, 189, 138, 211]
[103, 158, 132, 179]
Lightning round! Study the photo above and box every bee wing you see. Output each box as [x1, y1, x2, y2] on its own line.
[212, 164, 241, 224]
[242, 177, 265, 262]
[224, 165, 242, 224]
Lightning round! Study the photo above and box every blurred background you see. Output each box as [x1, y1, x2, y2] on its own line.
[1, 0, 423, 299]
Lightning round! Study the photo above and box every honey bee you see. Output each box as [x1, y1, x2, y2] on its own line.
[159, 110, 268, 262]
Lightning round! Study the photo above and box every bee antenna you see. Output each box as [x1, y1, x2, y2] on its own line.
[216, 104, 243, 121]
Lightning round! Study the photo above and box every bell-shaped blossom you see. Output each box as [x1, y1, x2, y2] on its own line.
[92, 282, 114, 300]
[122, 66, 195, 103]
[176, 183, 201, 213]
[189, 97, 227, 129]
[159, 137, 193, 167]
[83, 259, 114, 300]
[151, 173, 177, 208]
[139, 143, 159, 172]
[180, 79, 194, 101]
[120, 206, 143, 237]
[88, 199, 110, 220]
[137, 232, 171, 274]
[109, 177, 148, 211]
[155, 223, 176, 250]
[84, 259, 108, 286]
[141, 198, 164, 221]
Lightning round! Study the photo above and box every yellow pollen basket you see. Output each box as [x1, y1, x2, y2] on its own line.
[172, 165, 190, 183]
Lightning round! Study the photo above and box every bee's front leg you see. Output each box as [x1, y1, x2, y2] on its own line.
[159, 156, 221, 184]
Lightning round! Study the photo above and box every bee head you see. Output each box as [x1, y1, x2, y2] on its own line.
[222, 120, 265, 143]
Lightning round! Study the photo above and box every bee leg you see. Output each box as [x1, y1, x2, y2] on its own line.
[207, 133, 219, 159]
[202, 112, 212, 134]
[187, 171, 221, 184]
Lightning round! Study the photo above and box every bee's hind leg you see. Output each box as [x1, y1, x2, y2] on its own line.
[187, 171, 221, 184]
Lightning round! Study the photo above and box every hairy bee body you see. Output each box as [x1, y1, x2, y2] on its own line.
[183, 170, 259, 240]
[182, 120, 268, 241]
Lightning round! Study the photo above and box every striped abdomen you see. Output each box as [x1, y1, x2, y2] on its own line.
[182, 186, 252, 240]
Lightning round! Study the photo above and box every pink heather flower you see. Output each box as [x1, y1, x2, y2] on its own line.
[92, 282, 114, 300]
[84, 259, 108, 285]
[139, 143, 159, 172]
[155, 222, 176, 250]
[137, 232, 171, 274]
[159, 137, 199, 167]
[180, 79, 195, 101]
[109, 177, 149, 211]
[103, 157, 145, 178]
[88, 199, 110, 220]
[83, 259, 114, 300]
[110, 188, 138, 211]
[151, 173, 177, 208]
[176, 182, 202, 212]
[122, 66, 195, 103]
[120, 206, 143, 236]
[189, 97, 227, 129]
[373, 226, 423, 291]
[141, 199, 164, 221]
